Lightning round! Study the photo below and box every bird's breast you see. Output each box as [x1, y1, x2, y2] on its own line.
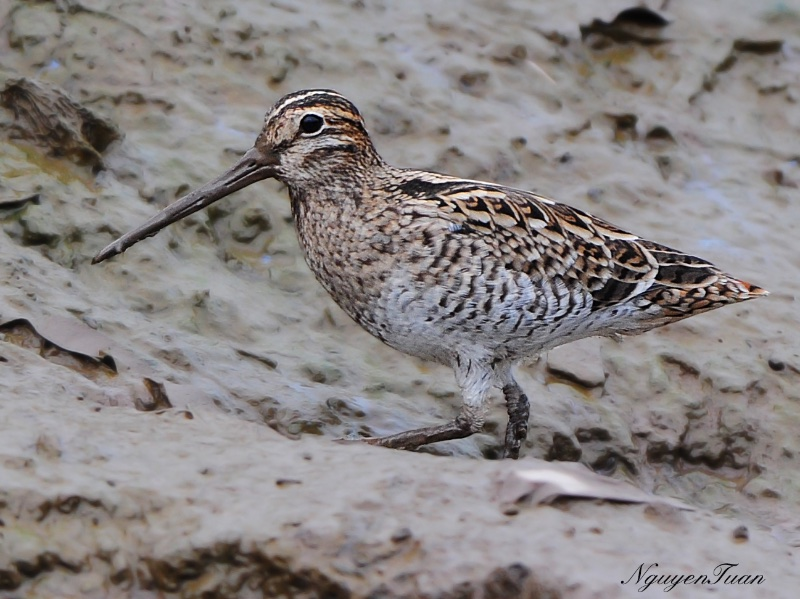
[291, 194, 400, 334]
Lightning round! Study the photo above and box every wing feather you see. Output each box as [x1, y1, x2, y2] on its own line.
[395, 173, 764, 320]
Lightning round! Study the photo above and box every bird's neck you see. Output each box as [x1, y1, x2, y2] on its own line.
[287, 156, 390, 220]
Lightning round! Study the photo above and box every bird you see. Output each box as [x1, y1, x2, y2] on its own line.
[93, 89, 768, 459]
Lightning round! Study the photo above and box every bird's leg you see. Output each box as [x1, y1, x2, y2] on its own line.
[363, 357, 492, 451]
[501, 381, 530, 459]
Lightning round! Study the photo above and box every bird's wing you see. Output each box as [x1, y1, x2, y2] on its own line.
[395, 174, 761, 316]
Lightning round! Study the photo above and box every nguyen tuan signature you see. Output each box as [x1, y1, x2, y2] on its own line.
[621, 563, 765, 592]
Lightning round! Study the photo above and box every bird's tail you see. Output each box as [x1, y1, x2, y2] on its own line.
[640, 273, 768, 323]
[726, 278, 769, 301]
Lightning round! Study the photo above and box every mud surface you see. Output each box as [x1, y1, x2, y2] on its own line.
[1, 0, 798, 597]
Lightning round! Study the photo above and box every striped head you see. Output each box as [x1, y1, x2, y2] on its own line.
[92, 90, 383, 263]
[254, 89, 382, 186]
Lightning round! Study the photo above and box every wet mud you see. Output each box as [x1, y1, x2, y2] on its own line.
[1, 0, 798, 596]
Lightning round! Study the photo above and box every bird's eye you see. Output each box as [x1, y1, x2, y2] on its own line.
[299, 113, 324, 135]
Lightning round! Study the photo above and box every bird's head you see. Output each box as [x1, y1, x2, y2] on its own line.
[256, 89, 381, 186]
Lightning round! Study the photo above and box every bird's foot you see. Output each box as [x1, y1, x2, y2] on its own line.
[502, 418, 528, 459]
[333, 435, 367, 445]
[349, 417, 476, 451]
[502, 383, 530, 459]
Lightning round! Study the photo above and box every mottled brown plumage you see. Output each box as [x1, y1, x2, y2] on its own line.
[93, 89, 768, 458]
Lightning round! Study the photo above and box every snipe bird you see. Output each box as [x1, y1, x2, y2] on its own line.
[93, 89, 767, 459]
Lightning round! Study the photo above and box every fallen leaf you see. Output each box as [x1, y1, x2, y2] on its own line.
[0, 316, 117, 379]
[495, 460, 690, 509]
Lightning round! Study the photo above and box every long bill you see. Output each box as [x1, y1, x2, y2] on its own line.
[92, 145, 277, 264]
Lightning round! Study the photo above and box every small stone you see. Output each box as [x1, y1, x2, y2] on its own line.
[546, 338, 606, 388]
[275, 478, 302, 487]
[390, 527, 412, 542]
[586, 187, 604, 202]
[35, 433, 62, 459]
[18, 204, 63, 247]
[302, 363, 343, 385]
[767, 357, 785, 371]
[8, 6, 61, 50]
[458, 70, 490, 95]
[501, 505, 520, 516]
[230, 205, 272, 243]
[547, 432, 582, 462]
[732, 524, 749, 542]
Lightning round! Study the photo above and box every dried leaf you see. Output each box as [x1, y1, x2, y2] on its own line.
[495, 461, 690, 509]
[0, 316, 117, 379]
[34, 315, 117, 369]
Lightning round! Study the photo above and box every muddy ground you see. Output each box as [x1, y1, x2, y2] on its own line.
[1, 0, 799, 597]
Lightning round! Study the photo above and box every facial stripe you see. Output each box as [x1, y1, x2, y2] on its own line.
[269, 89, 343, 115]
[302, 133, 358, 148]
[266, 89, 361, 124]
